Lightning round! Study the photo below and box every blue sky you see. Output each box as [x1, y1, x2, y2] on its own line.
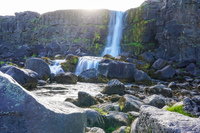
[1, 0, 145, 16]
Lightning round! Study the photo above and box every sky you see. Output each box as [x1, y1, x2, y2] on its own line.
[0, 0, 146, 16]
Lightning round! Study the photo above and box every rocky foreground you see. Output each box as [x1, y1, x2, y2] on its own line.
[1, 55, 200, 133]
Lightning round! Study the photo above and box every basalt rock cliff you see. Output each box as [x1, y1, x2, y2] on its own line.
[0, 0, 200, 62]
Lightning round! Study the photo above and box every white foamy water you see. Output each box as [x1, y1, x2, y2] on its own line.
[75, 56, 102, 75]
[101, 11, 124, 57]
[49, 59, 65, 74]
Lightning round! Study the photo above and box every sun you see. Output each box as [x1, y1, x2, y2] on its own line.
[0, 0, 145, 16]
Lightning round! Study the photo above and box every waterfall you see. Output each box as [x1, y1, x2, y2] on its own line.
[101, 11, 124, 57]
[49, 59, 65, 74]
[75, 56, 102, 75]
[75, 11, 124, 75]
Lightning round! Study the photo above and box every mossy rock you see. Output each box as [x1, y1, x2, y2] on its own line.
[134, 60, 151, 71]
[41, 57, 51, 64]
[114, 55, 126, 62]
[65, 54, 78, 65]
[103, 54, 114, 60]
[61, 61, 76, 72]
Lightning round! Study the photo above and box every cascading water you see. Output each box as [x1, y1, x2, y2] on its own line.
[75, 11, 124, 75]
[49, 59, 65, 74]
[101, 11, 124, 57]
[75, 56, 102, 75]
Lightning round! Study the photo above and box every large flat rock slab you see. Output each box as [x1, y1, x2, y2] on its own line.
[132, 105, 200, 133]
[0, 72, 86, 133]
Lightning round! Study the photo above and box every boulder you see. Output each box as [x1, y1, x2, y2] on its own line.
[113, 126, 130, 133]
[133, 105, 200, 133]
[102, 54, 114, 60]
[138, 52, 155, 64]
[84, 109, 105, 129]
[118, 94, 144, 112]
[143, 94, 167, 108]
[78, 68, 108, 83]
[168, 82, 178, 90]
[178, 59, 196, 68]
[155, 65, 176, 80]
[0, 65, 38, 89]
[92, 102, 120, 112]
[0, 71, 86, 133]
[98, 60, 137, 82]
[54, 72, 77, 84]
[86, 127, 105, 133]
[61, 61, 77, 72]
[185, 63, 196, 72]
[183, 96, 200, 116]
[148, 84, 172, 97]
[65, 54, 78, 65]
[133, 70, 152, 85]
[24, 58, 50, 80]
[134, 60, 151, 71]
[176, 82, 192, 90]
[101, 79, 125, 95]
[104, 111, 130, 130]
[78, 91, 97, 107]
[152, 58, 166, 70]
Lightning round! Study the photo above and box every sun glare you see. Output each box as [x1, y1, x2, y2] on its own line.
[1, 0, 145, 16]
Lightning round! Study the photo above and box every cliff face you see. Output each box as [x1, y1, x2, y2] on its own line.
[0, 9, 110, 56]
[155, 0, 200, 61]
[0, 0, 200, 61]
[123, 0, 200, 61]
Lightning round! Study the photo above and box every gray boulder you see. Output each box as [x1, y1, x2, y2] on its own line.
[185, 63, 196, 72]
[143, 94, 167, 108]
[92, 102, 120, 112]
[78, 91, 97, 107]
[104, 111, 130, 130]
[25, 58, 51, 80]
[113, 126, 130, 133]
[183, 96, 200, 116]
[138, 52, 155, 64]
[133, 105, 200, 133]
[84, 109, 105, 129]
[134, 70, 152, 85]
[98, 60, 137, 82]
[86, 127, 105, 133]
[118, 94, 144, 112]
[54, 72, 78, 84]
[148, 84, 172, 97]
[0, 65, 38, 89]
[155, 65, 175, 80]
[152, 58, 166, 70]
[101, 79, 125, 95]
[78, 68, 108, 83]
[0, 72, 86, 133]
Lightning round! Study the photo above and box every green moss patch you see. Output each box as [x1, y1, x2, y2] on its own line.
[166, 105, 197, 118]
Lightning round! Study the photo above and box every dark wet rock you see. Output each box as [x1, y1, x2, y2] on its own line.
[92, 102, 120, 112]
[14, 45, 32, 59]
[78, 91, 97, 107]
[5, 67, 38, 89]
[134, 105, 200, 133]
[24, 58, 50, 80]
[178, 59, 196, 68]
[155, 65, 175, 80]
[98, 60, 137, 82]
[148, 84, 172, 97]
[183, 96, 200, 116]
[180, 89, 193, 98]
[138, 52, 155, 64]
[102, 54, 114, 60]
[134, 60, 151, 71]
[152, 59, 167, 70]
[86, 127, 105, 133]
[143, 94, 168, 108]
[185, 63, 196, 72]
[101, 79, 125, 95]
[176, 82, 192, 90]
[65, 54, 78, 65]
[78, 68, 108, 83]
[61, 61, 77, 72]
[125, 58, 136, 63]
[118, 94, 144, 112]
[0, 71, 87, 133]
[104, 111, 130, 130]
[0, 65, 38, 89]
[54, 72, 77, 84]
[168, 82, 178, 90]
[134, 70, 152, 85]
[108, 95, 121, 103]
[113, 126, 130, 133]
[84, 109, 105, 129]
[37, 80, 47, 86]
